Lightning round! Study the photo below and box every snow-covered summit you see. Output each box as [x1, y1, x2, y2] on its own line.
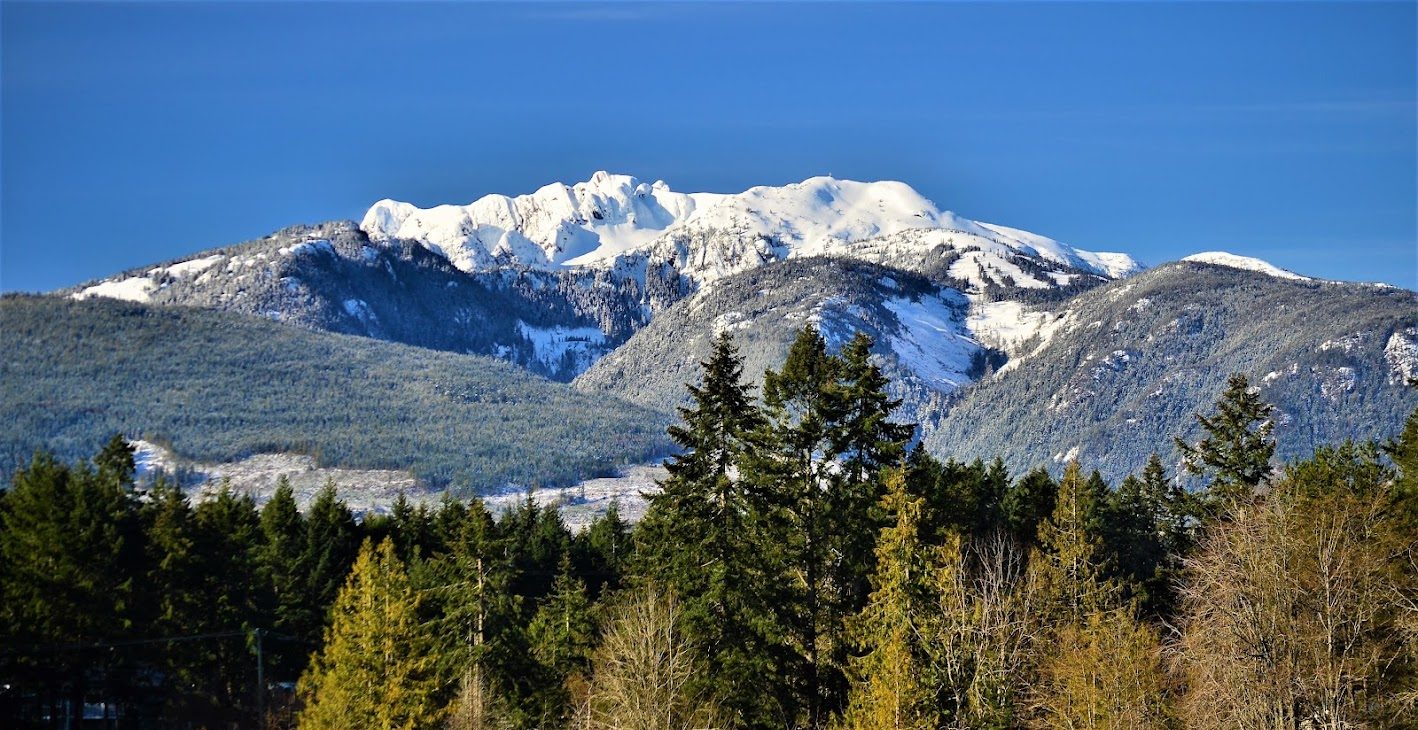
[1182, 251, 1311, 281]
[362, 172, 1142, 287]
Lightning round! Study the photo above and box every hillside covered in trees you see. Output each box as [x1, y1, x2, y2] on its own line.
[2, 326, 1415, 729]
[0, 294, 671, 491]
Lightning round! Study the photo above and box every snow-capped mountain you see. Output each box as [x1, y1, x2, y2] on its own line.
[37, 171, 1418, 492]
[361, 172, 1142, 289]
[66, 173, 1143, 382]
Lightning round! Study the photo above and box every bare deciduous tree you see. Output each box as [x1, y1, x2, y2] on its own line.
[575, 584, 723, 730]
[1178, 463, 1414, 729]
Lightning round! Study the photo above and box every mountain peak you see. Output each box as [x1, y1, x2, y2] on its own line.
[1183, 251, 1310, 281]
[361, 173, 1142, 288]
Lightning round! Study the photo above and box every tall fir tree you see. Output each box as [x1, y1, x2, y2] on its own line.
[429, 499, 526, 721]
[749, 325, 847, 727]
[829, 332, 914, 639]
[299, 480, 358, 645]
[0, 450, 144, 716]
[637, 331, 783, 729]
[297, 538, 444, 730]
[258, 476, 308, 680]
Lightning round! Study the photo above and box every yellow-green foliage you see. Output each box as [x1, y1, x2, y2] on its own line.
[1031, 607, 1173, 729]
[840, 471, 938, 730]
[297, 538, 444, 730]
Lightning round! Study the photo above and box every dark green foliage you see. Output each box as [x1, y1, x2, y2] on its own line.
[637, 332, 785, 729]
[0, 449, 145, 717]
[527, 555, 596, 726]
[1103, 455, 1191, 615]
[572, 501, 632, 597]
[1175, 373, 1277, 515]
[259, 477, 308, 677]
[0, 294, 671, 492]
[1002, 466, 1057, 543]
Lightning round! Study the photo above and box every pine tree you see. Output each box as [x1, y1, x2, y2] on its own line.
[1175, 373, 1276, 513]
[297, 538, 444, 730]
[839, 471, 938, 730]
[636, 331, 780, 728]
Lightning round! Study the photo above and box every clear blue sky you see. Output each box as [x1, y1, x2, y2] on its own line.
[3, 1, 1415, 291]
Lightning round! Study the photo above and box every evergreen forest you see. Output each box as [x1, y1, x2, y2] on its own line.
[3, 326, 1416, 729]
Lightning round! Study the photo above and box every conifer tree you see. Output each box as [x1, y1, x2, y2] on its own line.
[431, 499, 525, 721]
[528, 554, 596, 726]
[191, 486, 270, 721]
[259, 476, 307, 678]
[574, 501, 631, 596]
[637, 331, 779, 728]
[300, 480, 358, 643]
[750, 325, 848, 726]
[1175, 373, 1276, 513]
[839, 471, 938, 730]
[829, 332, 914, 636]
[1029, 461, 1115, 624]
[143, 478, 212, 719]
[0, 451, 143, 714]
[1003, 467, 1057, 545]
[297, 538, 444, 730]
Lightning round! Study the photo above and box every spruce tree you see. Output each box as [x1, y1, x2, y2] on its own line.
[636, 331, 780, 728]
[297, 538, 443, 730]
[1175, 373, 1277, 513]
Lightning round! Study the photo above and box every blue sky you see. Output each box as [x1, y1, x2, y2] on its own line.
[3, 1, 1414, 291]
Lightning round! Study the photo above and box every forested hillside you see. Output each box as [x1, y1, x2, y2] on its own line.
[3, 326, 1415, 729]
[0, 295, 671, 491]
[926, 261, 1418, 481]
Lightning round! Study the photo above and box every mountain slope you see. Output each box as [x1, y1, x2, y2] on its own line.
[0, 295, 671, 491]
[922, 262, 1418, 481]
[66, 221, 683, 380]
[573, 258, 1001, 424]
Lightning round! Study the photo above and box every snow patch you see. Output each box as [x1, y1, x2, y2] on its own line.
[517, 321, 607, 373]
[882, 294, 981, 392]
[1385, 327, 1418, 385]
